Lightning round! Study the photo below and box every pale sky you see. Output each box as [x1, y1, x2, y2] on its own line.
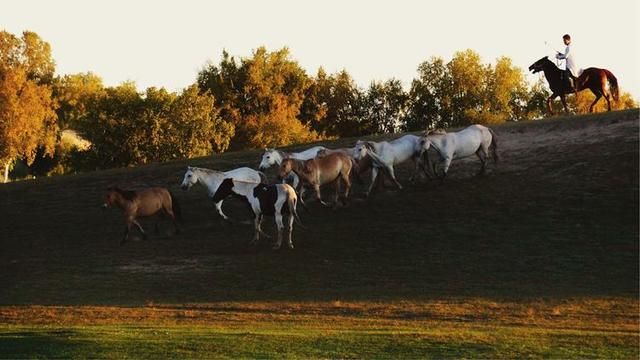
[2, 0, 639, 99]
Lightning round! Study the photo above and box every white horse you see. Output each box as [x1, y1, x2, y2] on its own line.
[417, 124, 498, 179]
[180, 166, 266, 221]
[212, 178, 303, 250]
[258, 146, 327, 188]
[353, 135, 424, 195]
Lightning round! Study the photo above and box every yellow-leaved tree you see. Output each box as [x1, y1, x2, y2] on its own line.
[0, 31, 58, 182]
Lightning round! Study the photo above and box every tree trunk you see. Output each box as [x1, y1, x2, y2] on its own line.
[3, 161, 9, 183]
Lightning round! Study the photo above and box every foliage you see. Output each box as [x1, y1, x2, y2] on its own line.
[198, 47, 321, 149]
[0, 31, 58, 181]
[77, 83, 233, 169]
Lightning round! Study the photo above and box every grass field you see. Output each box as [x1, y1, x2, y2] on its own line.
[0, 110, 638, 358]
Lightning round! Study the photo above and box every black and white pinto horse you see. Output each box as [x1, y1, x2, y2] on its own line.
[212, 179, 303, 250]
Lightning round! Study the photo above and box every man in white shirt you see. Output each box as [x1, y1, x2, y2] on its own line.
[555, 34, 581, 91]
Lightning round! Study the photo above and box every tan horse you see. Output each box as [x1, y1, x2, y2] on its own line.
[102, 187, 181, 245]
[279, 152, 353, 207]
[316, 147, 372, 186]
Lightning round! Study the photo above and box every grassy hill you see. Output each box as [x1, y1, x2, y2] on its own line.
[0, 109, 638, 358]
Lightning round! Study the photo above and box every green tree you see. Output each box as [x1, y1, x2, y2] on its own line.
[364, 79, 407, 134]
[198, 47, 321, 149]
[53, 72, 105, 130]
[404, 57, 451, 131]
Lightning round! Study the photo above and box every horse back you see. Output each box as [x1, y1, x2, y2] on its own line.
[135, 187, 171, 216]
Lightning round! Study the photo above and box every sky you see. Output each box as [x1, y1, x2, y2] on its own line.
[2, 0, 639, 99]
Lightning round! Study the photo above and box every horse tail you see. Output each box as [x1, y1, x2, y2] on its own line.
[488, 128, 499, 163]
[169, 191, 183, 223]
[257, 170, 268, 184]
[288, 190, 305, 229]
[604, 69, 619, 102]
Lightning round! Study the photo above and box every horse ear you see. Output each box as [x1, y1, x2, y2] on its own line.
[365, 142, 375, 151]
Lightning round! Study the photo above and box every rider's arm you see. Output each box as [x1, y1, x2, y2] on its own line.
[556, 46, 570, 59]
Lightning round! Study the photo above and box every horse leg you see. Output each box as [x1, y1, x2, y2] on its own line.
[132, 219, 147, 240]
[286, 214, 295, 249]
[440, 157, 453, 183]
[121, 223, 131, 246]
[604, 91, 611, 111]
[341, 172, 351, 205]
[385, 165, 403, 190]
[589, 92, 602, 113]
[546, 94, 557, 115]
[214, 200, 231, 222]
[560, 95, 569, 113]
[366, 167, 380, 196]
[475, 151, 487, 176]
[272, 213, 284, 250]
[250, 215, 262, 245]
[314, 184, 329, 207]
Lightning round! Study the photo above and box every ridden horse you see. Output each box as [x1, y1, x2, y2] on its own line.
[258, 146, 327, 192]
[180, 166, 266, 222]
[212, 179, 303, 250]
[102, 186, 181, 245]
[353, 135, 424, 196]
[278, 152, 353, 207]
[417, 124, 498, 180]
[528, 56, 619, 114]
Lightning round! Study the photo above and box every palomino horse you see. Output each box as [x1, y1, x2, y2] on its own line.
[353, 135, 424, 196]
[258, 146, 327, 191]
[317, 147, 372, 184]
[417, 124, 498, 180]
[528, 56, 619, 114]
[278, 152, 353, 207]
[212, 179, 303, 250]
[102, 186, 181, 245]
[180, 166, 266, 222]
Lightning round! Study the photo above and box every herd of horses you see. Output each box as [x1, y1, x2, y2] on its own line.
[103, 55, 619, 248]
[103, 124, 498, 249]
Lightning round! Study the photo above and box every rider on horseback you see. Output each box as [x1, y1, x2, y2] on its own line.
[555, 34, 581, 91]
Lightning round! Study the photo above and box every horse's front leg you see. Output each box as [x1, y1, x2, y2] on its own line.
[560, 95, 570, 113]
[314, 184, 330, 207]
[366, 167, 380, 197]
[132, 219, 147, 240]
[409, 156, 421, 183]
[214, 200, 232, 223]
[547, 94, 558, 115]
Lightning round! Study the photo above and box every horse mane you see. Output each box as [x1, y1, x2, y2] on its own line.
[108, 186, 138, 201]
[190, 166, 224, 176]
[425, 128, 447, 136]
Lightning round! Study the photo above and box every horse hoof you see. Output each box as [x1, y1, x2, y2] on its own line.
[287, 244, 294, 249]
[272, 245, 281, 250]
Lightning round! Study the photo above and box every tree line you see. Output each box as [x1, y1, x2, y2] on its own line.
[0, 30, 636, 181]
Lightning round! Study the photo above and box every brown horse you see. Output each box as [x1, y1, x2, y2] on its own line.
[279, 152, 353, 207]
[528, 56, 619, 114]
[102, 187, 181, 245]
[316, 147, 372, 184]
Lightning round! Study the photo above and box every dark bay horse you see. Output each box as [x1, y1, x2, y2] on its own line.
[528, 56, 619, 114]
[102, 187, 182, 245]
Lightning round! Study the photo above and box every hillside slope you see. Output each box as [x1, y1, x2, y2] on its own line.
[0, 110, 637, 305]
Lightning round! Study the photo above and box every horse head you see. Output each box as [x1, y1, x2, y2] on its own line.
[353, 140, 374, 160]
[259, 148, 280, 170]
[416, 137, 432, 157]
[180, 166, 198, 190]
[528, 56, 553, 74]
[278, 158, 295, 180]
